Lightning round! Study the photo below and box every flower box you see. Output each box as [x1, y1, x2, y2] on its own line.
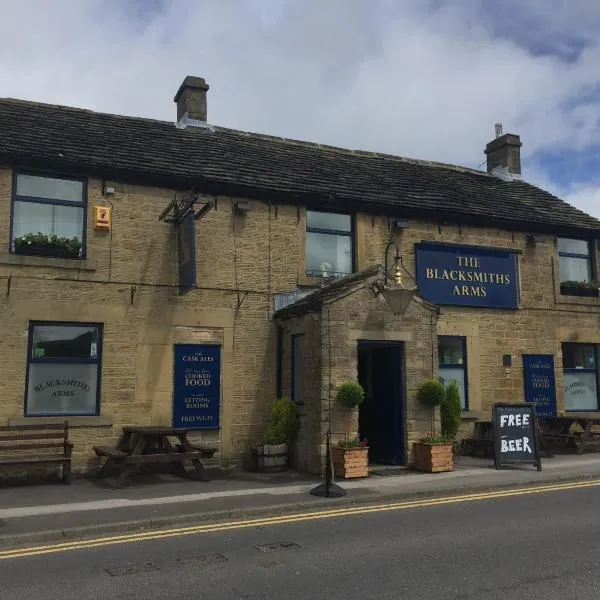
[413, 441, 454, 473]
[14, 243, 81, 259]
[331, 446, 369, 479]
[560, 284, 599, 298]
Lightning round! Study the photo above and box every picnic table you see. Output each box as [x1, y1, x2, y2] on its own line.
[537, 416, 600, 455]
[94, 426, 217, 488]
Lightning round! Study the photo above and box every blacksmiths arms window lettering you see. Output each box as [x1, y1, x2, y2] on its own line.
[25, 322, 102, 417]
[306, 211, 354, 277]
[438, 336, 468, 410]
[10, 172, 86, 259]
[557, 238, 595, 295]
[562, 343, 599, 411]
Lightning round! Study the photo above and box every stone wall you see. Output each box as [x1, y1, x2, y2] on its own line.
[2, 163, 600, 475]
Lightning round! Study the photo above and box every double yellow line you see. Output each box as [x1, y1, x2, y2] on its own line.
[1, 478, 599, 561]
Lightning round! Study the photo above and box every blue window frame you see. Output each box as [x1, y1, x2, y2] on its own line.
[24, 321, 103, 417]
[562, 342, 599, 411]
[10, 171, 87, 259]
[438, 336, 468, 410]
[291, 334, 304, 404]
[306, 210, 354, 277]
[558, 238, 594, 289]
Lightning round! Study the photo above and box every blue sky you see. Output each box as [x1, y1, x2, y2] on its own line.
[1, 0, 600, 217]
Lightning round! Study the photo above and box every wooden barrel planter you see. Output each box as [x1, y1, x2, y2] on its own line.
[250, 443, 288, 471]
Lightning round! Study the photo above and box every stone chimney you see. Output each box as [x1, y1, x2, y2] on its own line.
[484, 123, 522, 176]
[174, 76, 209, 122]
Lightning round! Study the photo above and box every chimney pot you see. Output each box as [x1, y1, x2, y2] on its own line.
[174, 76, 209, 122]
[485, 129, 522, 175]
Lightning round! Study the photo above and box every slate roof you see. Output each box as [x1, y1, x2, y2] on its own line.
[274, 265, 383, 319]
[1, 97, 599, 235]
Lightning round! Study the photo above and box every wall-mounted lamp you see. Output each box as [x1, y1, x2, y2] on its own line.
[103, 185, 116, 196]
[391, 218, 409, 230]
[526, 233, 545, 247]
[234, 199, 253, 214]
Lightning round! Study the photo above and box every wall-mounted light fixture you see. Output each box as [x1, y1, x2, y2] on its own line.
[234, 199, 253, 214]
[526, 233, 545, 247]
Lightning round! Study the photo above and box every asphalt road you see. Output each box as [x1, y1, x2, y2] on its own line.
[2, 482, 600, 599]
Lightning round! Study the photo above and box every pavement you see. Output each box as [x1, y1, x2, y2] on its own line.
[2, 452, 600, 548]
[2, 472, 600, 599]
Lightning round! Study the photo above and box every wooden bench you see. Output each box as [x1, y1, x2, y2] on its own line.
[0, 421, 73, 484]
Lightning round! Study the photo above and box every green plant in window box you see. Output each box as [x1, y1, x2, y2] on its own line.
[13, 232, 82, 259]
[560, 280, 600, 297]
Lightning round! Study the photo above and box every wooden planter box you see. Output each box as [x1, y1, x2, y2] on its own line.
[250, 443, 288, 472]
[414, 442, 454, 473]
[331, 446, 369, 479]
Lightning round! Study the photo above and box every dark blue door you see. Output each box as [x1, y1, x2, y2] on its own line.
[358, 342, 404, 465]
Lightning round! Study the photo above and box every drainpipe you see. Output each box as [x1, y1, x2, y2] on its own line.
[276, 324, 283, 399]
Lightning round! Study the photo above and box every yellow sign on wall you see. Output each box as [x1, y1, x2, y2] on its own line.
[94, 206, 111, 230]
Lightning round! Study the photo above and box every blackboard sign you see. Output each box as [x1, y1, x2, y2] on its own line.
[522, 355, 556, 418]
[173, 343, 220, 429]
[492, 403, 541, 471]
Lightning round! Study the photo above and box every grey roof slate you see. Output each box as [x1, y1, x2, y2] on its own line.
[0, 97, 599, 235]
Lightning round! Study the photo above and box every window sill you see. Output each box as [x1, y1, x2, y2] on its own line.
[562, 412, 600, 419]
[9, 415, 113, 428]
[0, 252, 96, 271]
[555, 292, 600, 306]
[461, 410, 480, 420]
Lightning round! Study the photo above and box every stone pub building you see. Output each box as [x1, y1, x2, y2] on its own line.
[1, 76, 599, 475]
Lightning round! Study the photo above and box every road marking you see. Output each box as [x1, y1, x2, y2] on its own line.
[2, 478, 600, 561]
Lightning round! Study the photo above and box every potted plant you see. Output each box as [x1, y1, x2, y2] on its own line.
[13, 232, 82, 259]
[250, 397, 297, 471]
[332, 437, 369, 479]
[413, 378, 454, 473]
[559, 280, 600, 297]
[441, 380, 462, 456]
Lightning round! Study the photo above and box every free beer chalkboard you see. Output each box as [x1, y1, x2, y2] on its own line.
[492, 403, 542, 471]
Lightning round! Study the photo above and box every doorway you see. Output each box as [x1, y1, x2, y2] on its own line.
[357, 341, 405, 465]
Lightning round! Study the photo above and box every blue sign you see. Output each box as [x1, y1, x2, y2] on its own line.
[173, 344, 220, 429]
[177, 211, 196, 293]
[415, 242, 519, 308]
[522, 354, 557, 418]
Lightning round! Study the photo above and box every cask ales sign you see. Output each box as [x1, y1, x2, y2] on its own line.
[415, 242, 519, 308]
[173, 344, 220, 429]
[522, 355, 557, 418]
[492, 403, 542, 470]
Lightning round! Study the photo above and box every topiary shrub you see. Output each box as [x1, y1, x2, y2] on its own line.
[336, 381, 365, 409]
[441, 380, 462, 440]
[417, 378, 445, 438]
[417, 379, 445, 407]
[263, 397, 297, 446]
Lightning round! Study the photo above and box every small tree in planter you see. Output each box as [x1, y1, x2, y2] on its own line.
[332, 381, 369, 478]
[441, 380, 462, 443]
[413, 379, 454, 473]
[251, 397, 297, 471]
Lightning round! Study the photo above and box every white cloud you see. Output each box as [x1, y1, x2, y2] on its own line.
[1, 0, 600, 216]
